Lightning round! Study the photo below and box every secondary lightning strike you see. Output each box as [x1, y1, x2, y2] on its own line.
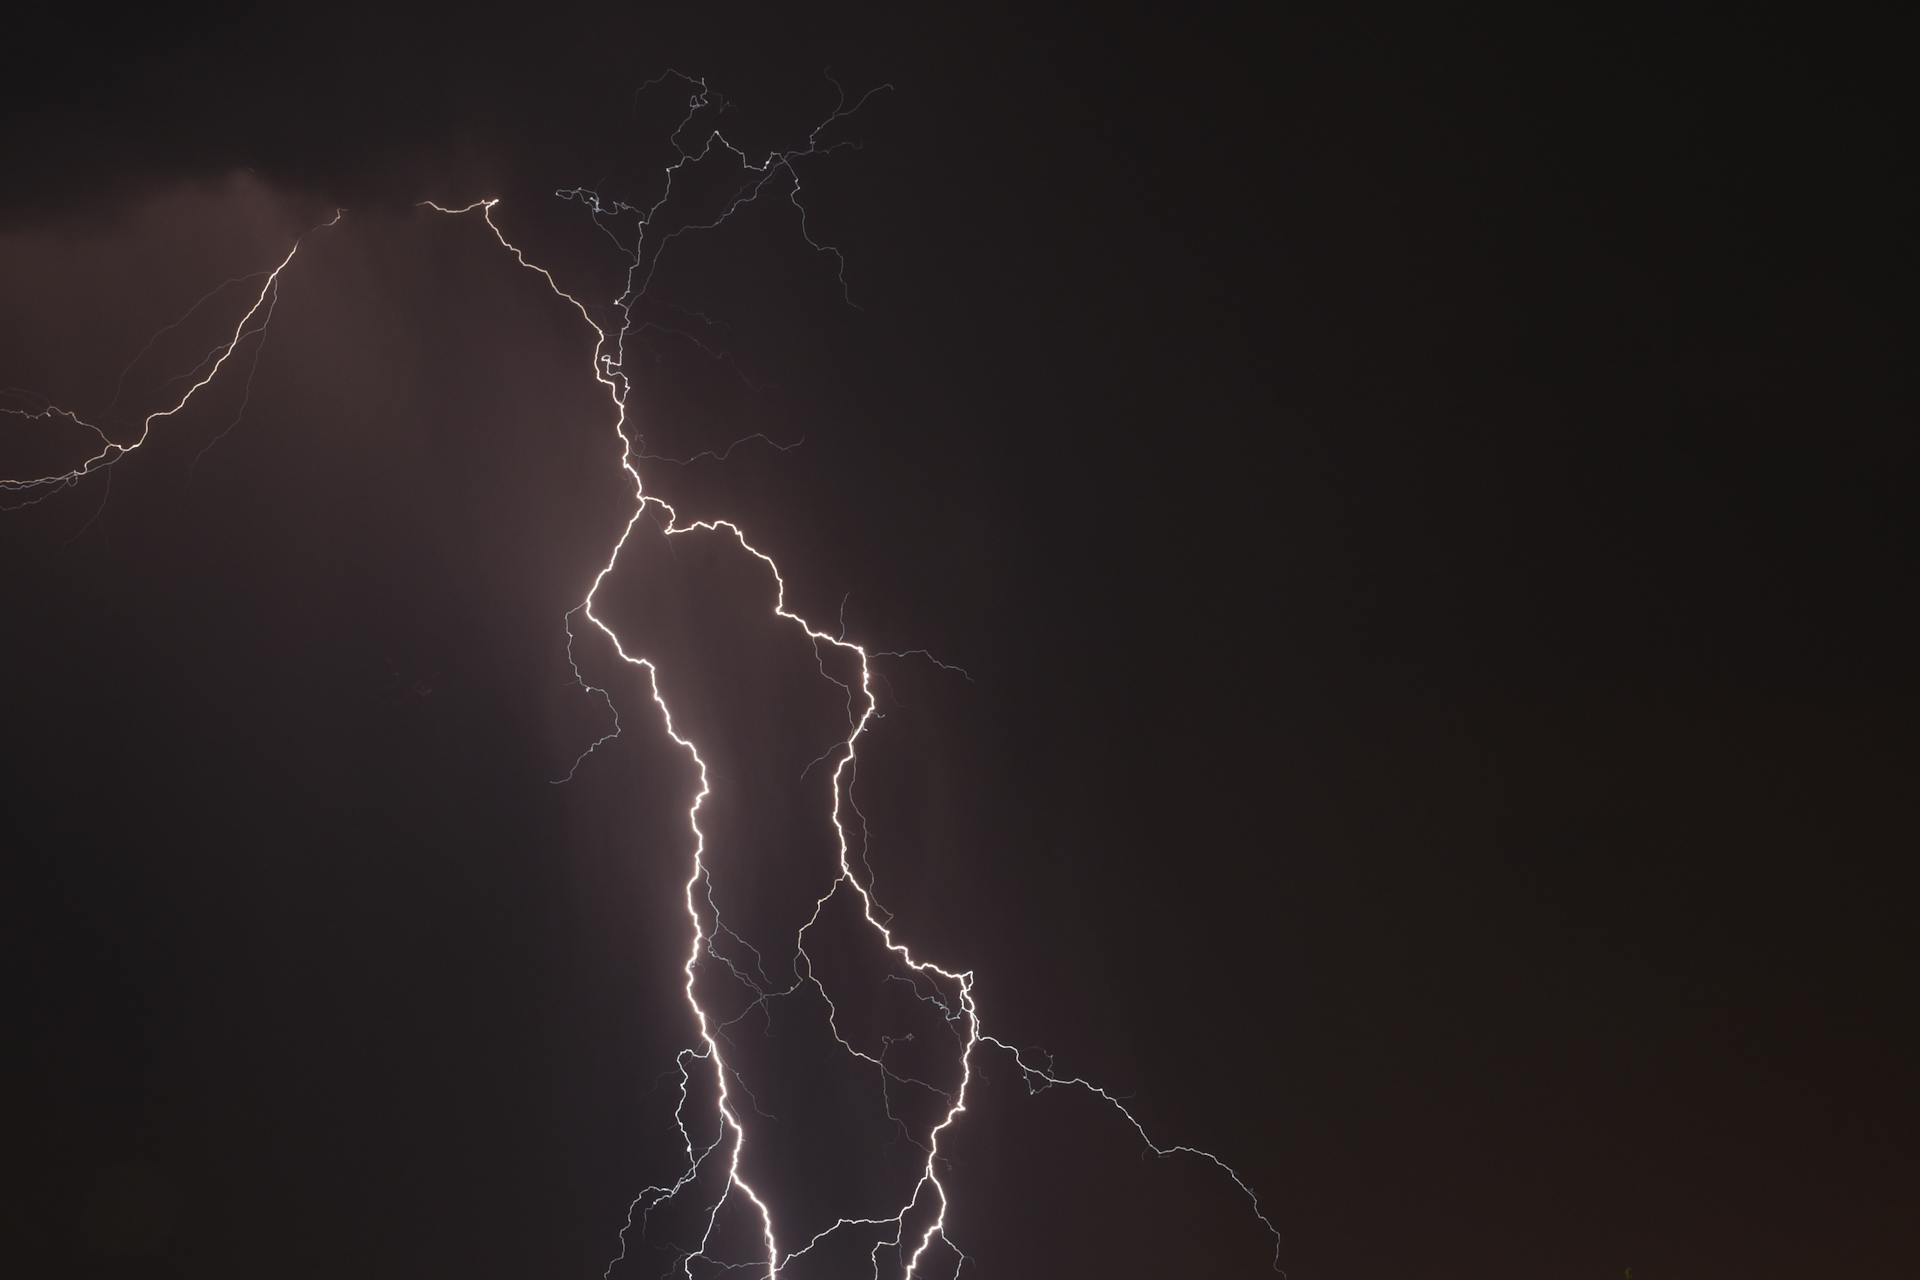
[4, 76, 1282, 1278]
[0, 211, 340, 509]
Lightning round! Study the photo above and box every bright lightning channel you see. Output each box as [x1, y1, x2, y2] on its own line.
[3, 72, 1282, 1278]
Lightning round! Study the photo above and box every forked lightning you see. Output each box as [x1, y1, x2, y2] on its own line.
[3, 73, 1281, 1278]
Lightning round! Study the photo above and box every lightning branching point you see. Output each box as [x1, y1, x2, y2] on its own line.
[5, 77, 1280, 1278]
[111, 268, 273, 415]
[189, 275, 281, 478]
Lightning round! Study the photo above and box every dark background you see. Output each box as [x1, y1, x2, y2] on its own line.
[2, 5, 1912, 1277]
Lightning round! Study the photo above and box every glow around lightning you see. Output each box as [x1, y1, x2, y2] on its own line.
[3, 74, 1282, 1277]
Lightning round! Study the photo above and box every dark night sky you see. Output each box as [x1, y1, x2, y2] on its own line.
[2, 5, 1913, 1278]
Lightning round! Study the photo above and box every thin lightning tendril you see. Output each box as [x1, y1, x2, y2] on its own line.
[3, 74, 1281, 1278]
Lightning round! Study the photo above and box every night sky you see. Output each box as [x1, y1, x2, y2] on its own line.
[2, 6, 1912, 1278]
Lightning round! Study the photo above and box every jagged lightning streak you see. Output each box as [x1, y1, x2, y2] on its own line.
[1, 211, 340, 510]
[4, 75, 1281, 1278]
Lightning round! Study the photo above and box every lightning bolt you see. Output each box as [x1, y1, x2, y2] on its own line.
[1, 210, 341, 509]
[4, 73, 1281, 1277]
